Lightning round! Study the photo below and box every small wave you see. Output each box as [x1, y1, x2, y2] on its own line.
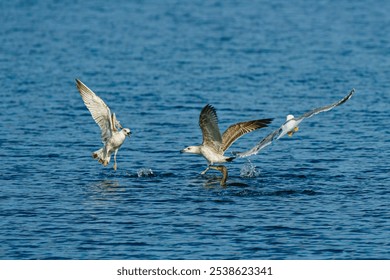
[240, 160, 260, 178]
[137, 168, 155, 177]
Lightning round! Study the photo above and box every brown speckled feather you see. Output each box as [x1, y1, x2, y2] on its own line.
[222, 118, 273, 152]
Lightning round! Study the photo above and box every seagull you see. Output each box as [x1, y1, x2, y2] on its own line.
[234, 89, 355, 157]
[180, 104, 273, 174]
[75, 79, 131, 170]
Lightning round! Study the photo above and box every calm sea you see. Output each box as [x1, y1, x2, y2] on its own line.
[0, 0, 389, 259]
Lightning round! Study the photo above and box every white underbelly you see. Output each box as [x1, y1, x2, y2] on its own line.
[107, 133, 126, 150]
[200, 146, 225, 164]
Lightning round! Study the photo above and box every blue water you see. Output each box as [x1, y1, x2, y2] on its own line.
[0, 0, 389, 260]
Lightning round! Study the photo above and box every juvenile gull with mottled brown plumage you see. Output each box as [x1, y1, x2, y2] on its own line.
[181, 104, 273, 174]
[234, 89, 356, 158]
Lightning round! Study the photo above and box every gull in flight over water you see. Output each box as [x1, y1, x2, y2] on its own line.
[75, 79, 131, 170]
[181, 104, 273, 174]
[234, 89, 355, 158]
[209, 165, 228, 186]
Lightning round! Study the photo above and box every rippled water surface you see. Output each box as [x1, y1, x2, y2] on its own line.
[1, 0, 389, 259]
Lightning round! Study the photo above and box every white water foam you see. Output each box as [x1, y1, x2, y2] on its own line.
[137, 168, 154, 177]
[240, 160, 260, 178]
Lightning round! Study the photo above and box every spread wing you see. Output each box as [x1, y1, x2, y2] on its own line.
[75, 79, 116, 143]
[222, 118, 273, 152]
[234, 89, 356, 157]
[199, 104, 222, 151]
[297, 89, 355, 121]
[233, 127, 282, 157]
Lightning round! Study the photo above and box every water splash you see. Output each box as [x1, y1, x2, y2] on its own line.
[137, 168, 155, 177]
[240, 160, 260, 178]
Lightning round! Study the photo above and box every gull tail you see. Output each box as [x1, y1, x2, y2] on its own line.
[225, 156, 235, 162]
[92, 148, 111, 166]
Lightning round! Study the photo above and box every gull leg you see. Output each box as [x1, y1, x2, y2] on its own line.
[294, 126, 299, 132]
[201, 165, 211, 175]
[113, 150, 118, 171]
[210, 165, 228, 186]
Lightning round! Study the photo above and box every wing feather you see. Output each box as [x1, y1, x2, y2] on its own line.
[298, 89, 355, 121]
[222, 118, 273, 152]
[233, 127, 282, 157]
[75, 79, 114, 142]
[199, 104, 222, 151]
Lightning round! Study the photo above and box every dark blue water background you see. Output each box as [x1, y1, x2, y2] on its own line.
[0, 0, 389, 259]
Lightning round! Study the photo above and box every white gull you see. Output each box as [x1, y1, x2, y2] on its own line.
[75, 79, 131, 170]
[181, 104, 273, 174]
[234, 89, 355, 158]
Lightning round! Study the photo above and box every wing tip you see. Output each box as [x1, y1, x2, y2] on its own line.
[75, 78, 82, 85]
[202, 104, 217, 114]
[253, 118, 274, 128]
[200, 103, 219, 123]
[75, 78, 84, 91]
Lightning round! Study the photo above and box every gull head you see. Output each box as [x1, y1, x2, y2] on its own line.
[286, 114, 295, 121]
[122, 128, 131, 137]
[180, 146, 201, 154]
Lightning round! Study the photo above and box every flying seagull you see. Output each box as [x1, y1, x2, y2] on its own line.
[180, 104, 273, 174]
[75, 79, 131, 170]
[234, 89, 355, 158]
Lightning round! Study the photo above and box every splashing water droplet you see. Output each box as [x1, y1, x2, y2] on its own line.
[240, 160, 260, 178]
[137, 168, 154, 177]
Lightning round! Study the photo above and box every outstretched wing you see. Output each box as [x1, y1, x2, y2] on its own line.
[75, 79, 115, 142]
[235, 89, 356, 157]
[233, 127, 282, 158]
[297, 89, 355, 121]
[222, 118, 273, 152]
[199, 104, 223, 150]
